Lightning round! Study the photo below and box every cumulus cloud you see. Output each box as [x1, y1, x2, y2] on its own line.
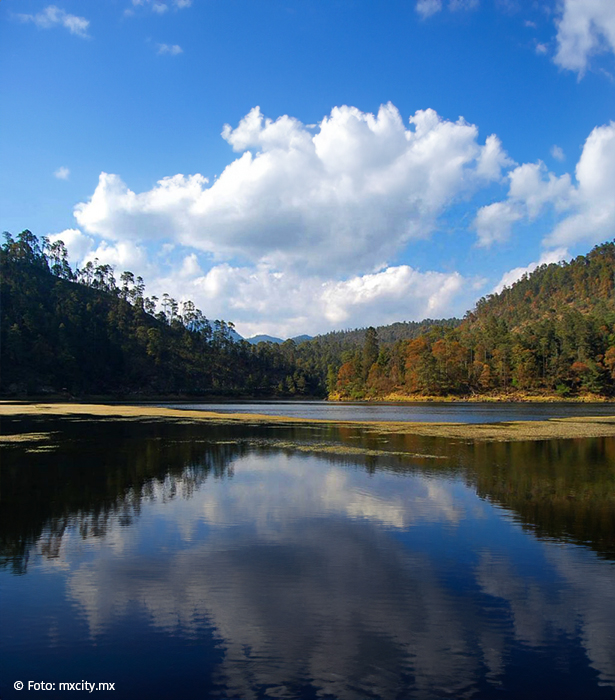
[16, 5, 90, 38]
[474, 159, 574, 246]
[48, 228, 157, 278]
[157, 43, 183, 55]
[475, 121, 615, 251]
[151, 261, 479, 338]
[474, 200, 524, 247]
[320, 266, 469, 326]
[83, 239, 151, 272]
[53, 225, 481, 337]
[54, 166, 70, 180]
[554, 0, 615, 75]
[492, 247, 569, 294]
[546, 121, 615, 246]
[550, 144, 565, 161]
[75, 103, 511, 277]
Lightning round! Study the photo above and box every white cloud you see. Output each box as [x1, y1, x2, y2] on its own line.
[473, 161, 574, 247]
[474, 201, 523, 247]
[320, 266, 469, 326]
[416, 0, 443, 19]
[152, 3, 169, 14]
[535, 42, 548, 55]
[157, 43, 183, 55]
[554, 0, 615, 75]
[179, 253, 202, 278]
[475, 121, 615, 251]
[54, 166, 70, 180]
[546, 121, 615, 246]
[492, 247, 569, 294]
[83, 240, 152, 273]
[74, 103, 511, 277]
[507, 161, 574, 218]
[16, 5, 90, 38]
[149, 260, 479, 338]
[550, 144, 565, 161]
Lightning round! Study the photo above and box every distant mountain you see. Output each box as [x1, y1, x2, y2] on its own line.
[292, 334, 313, 344]
[246, 334, 284, 345]
[246, 334, 314, 345]
[228, 327, 244, 342]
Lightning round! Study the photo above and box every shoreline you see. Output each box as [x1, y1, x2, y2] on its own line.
[2, 391, 613, 405]
[2, 401, 615, 442]
[329, 392, 613, 404]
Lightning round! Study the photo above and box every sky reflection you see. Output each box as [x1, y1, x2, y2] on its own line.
[17, 447, 614, 700]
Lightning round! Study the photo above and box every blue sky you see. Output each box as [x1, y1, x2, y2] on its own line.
[2, 0, 615, 337]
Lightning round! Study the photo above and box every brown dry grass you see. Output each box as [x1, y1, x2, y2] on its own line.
[0, 431, 52, 444]
[2, 401, 615, 442]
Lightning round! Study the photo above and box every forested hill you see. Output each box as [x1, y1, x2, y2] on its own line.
[0, 231, 322, 396]
[332, 241, 615, 399]
[314, 319, 461, 346]
[471, 242, 615, 328]
[3, 230, 615, 399]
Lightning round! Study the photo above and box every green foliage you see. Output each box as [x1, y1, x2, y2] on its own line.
[0, 231, 323, 397]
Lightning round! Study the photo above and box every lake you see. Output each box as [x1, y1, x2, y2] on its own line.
[160, 399, 615, 423]
[1, 415, 614, 699]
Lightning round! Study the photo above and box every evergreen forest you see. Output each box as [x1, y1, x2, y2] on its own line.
[2, 230, 615, 400]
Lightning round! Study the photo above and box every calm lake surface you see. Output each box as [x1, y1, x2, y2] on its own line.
[161, 399, 615, 423]
[1, 416, 614, 699]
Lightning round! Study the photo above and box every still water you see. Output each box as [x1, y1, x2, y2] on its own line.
[1, 417, 614, 699]
[161, 399, 615, 423]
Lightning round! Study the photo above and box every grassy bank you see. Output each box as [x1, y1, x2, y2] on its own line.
[329, 391, 613, 403]
[2, 401, 615, 442]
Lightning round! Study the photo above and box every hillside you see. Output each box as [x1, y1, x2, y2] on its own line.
[0, 232, 322, 397]
[471, 243, 615, 327]
[332, 241, 615, 400]
[313, 319, 461, 346]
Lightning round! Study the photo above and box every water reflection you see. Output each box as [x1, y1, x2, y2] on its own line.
[1, 418, 614, 699]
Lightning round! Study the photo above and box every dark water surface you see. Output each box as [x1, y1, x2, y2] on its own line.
[161, 399, 615, 423]
[1, 416, 614, 700]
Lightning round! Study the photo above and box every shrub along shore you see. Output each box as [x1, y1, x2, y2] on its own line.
[2, 402, 615, 443]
